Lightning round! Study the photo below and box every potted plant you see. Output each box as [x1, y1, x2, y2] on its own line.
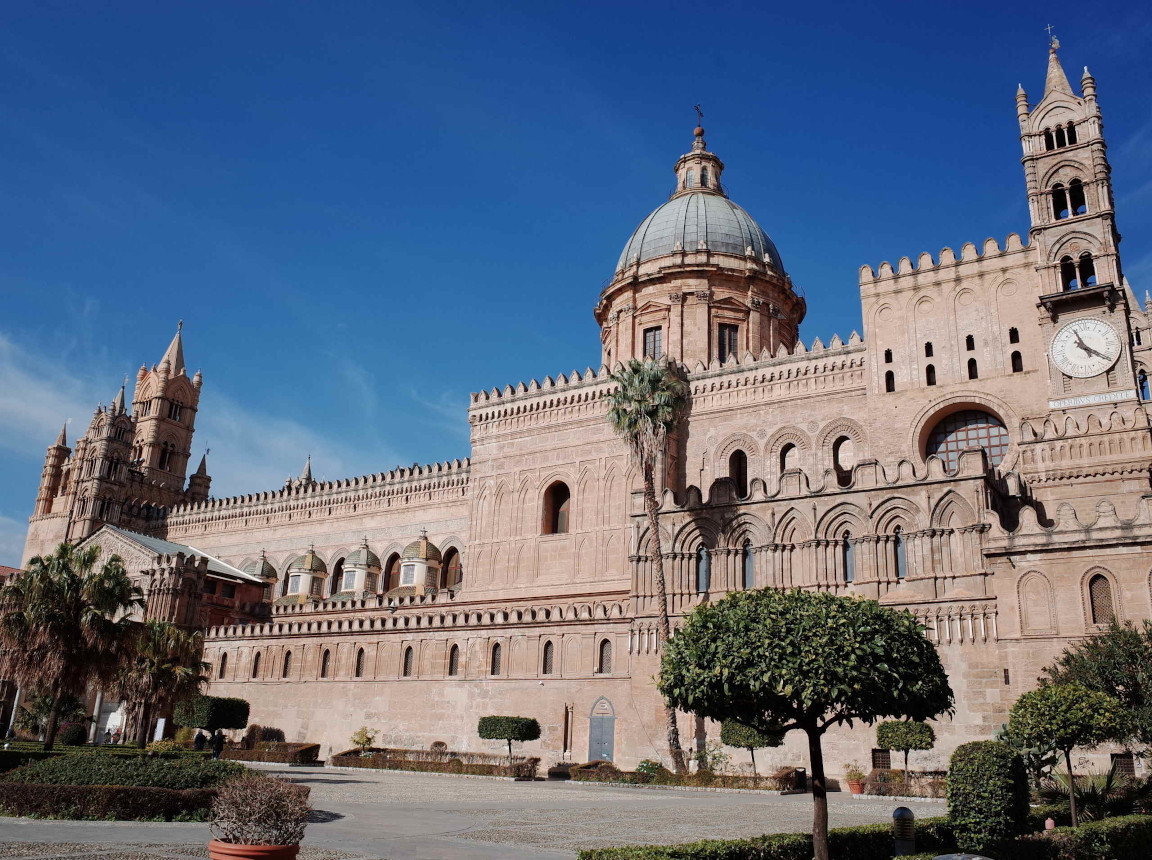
[844, 762, 866, 795]
[209, 775, 310, 859]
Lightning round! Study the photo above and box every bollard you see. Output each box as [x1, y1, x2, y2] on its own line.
[893, 806, 915, 856]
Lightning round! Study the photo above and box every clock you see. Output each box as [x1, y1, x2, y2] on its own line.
[1050, 318, 1122, 378]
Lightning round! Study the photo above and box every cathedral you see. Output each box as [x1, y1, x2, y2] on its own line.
[15, 44, 1152, 775]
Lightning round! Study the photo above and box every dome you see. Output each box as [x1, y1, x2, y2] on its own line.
[616, 192, 784, 273]
[402, 532, 442, 563]
[243, 555, 277, 580]
[287, 549, 327, 575]
[345, 543, 381, 569]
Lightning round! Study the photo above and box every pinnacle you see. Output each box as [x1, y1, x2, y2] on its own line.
[300, 454, 313, 483]
[195, 452, 209, 476]
[1044, 43, 1073, 96]
[160, 322, 186, 375]
[112, 384, 126, 415]
[54, 422, 68, 448]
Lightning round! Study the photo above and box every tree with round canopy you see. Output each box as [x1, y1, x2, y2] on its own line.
[659, 588, 953, 860]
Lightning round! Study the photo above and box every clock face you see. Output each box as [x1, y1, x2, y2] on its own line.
[1050, 318, 1122, 378]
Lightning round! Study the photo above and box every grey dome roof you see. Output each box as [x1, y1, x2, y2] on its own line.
[346, 544, 381, 569]
[616, 192, 783, 273]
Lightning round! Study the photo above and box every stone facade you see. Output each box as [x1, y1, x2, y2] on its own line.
[18, 45, 1152, 775]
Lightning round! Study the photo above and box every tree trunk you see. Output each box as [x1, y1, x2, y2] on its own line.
[904, 749, 910, 795]
[507, 739, 513, 761]
[750, 748, 757, 777]
[644, 463, 687, 775]
[806, 725, 830, 860]
[136, 701, 152, 748]
[42, 690, 61, 752]
[1065, 748, 1078, 828]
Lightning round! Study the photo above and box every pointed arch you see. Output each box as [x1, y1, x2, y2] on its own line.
[930, 491, 977, 529]
[721, 512, 771, 548]
[1018, 571, 1056, 635]
[816, 502, 868, 541]
[672, 518, 722, 553]
[773, 507, 812, 544]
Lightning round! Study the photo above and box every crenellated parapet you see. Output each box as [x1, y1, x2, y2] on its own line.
[164, 459, 471, 532]
[859, 233, 1031, 291]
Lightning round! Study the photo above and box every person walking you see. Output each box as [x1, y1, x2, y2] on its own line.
[210, 730, 225, 760]
[193, 730, 206, 751]
[112, 727, 122, 745]
[103, 729, 112, 745]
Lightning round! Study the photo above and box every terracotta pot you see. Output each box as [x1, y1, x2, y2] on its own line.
[847, 779, 865, 795]
[208, 840, 300, 860]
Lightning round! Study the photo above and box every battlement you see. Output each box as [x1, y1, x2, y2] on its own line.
[859, 233, 1030, 285]
[166, 458, 471, 519]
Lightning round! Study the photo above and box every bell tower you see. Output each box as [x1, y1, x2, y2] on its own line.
[1017, 39, 1138, 410]
[132, 322, 203, 488]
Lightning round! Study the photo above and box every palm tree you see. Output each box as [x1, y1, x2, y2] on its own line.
[114, 619, 208, 747]
[607, 357, 689, 773]
[0, 542, 142, 750]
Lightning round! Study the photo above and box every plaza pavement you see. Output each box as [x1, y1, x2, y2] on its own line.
[0, 765, 942, 859]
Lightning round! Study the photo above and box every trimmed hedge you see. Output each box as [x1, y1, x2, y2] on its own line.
[2, 753, 247, 790]
[947, 740, 1029, 854]
[331, 747, 539, 779]
[569, 760, 794, 791]
[0, 782, 215, 820]
[174, 695, 250, 732]
[223, 742, 320, 765]
[577, 818, 956, 860]
[0, 749, 59, 773]
[1013, 814, 1152, 860]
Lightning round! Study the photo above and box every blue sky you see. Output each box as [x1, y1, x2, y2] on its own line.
[1, 1, 1150, 566]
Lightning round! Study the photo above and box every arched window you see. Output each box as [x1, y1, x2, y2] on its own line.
[893, 526, 907, 580]
[1009, 327, 1020, 344]
[448, 644, 460, 676]
[218, 653, 227, 679]
[965, 334, 975, 351]
[832, 435, 854, 487]
[728, 449, 748, 497]
[883, 348, 893, 363]
[597, 638, 613, 674]
[384, 554, 401, 591]
[402, 646, 414, 677]
[779, 443, 797, 472]
[251, 652, 261, 679]
[924, 341, 933, 358]
[925, 364, 936, 386]
[926, 409, 1010, 471]
[885, 370, 895, 392]
[841, 533, 855, 583]
[1069, 178, 1087, 215]
[541, 640, 555, 675]
[330, 559, 345, 597]
[1139, 370, 1150, 401]
[442, 548, 462, 589]
[1078, 253, 1097, 287]
[282, 650, 292, 679]
[700, 168, 709, 187]
[1052, 182, 1069, 219]
[1055, 126, 1067, 148]
[1066, 122, 1078, 145]
[1043, 129, 1055, 151]
[1011, 351, 1024, 373]
[967, 358, 979, 380]
[355, 648, 365, 678]
[320, 649, 331, 679]
[490, 643, 502, 676]
[742, 540, 754, 589]
[1089, 574, 1116, 625]
[695, 545, 711, 593]
[1060, 255, 1078, 290]
[686, 170, 695, 188]
[543, 481, 571, 534]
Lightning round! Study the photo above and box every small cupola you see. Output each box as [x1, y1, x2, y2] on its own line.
[672, 121, 726, 197]
[281, 546, 327, 600]
[398, 529, 442, 591]
[341, 538, 382, 595]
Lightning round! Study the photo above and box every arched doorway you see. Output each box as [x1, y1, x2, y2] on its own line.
[588, 696, 615, 762]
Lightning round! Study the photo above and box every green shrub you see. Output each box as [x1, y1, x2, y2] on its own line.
[636, 759, 664, 775]
[58, 723, 90, 747]
[576, 818, 955, 860]
[174, 695, 249, 732]
[0, 782, 215, 820]
[947, 740, 1029, 854]
[0, 749, 59, 773]
[477, 715, 541, 758]
[2, 753, 247, 789]
[223, 743, 320, 765]
[1014, 813, 1152, 859]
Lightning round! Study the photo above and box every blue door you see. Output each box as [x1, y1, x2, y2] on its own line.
[588, 697, 615, 761]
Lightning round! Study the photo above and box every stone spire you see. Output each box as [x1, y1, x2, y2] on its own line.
[54, 422, 68, 448]
[195, 452, 209, 476]
[300, 454, 313, 483]
[111, 383, 126, 415]
[1044, 38, 1073, 96]
[160, 321, 186, 375]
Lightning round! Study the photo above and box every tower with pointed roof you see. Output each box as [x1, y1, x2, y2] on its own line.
[132, 322, 203, 488]
[21, 325, 211, 563]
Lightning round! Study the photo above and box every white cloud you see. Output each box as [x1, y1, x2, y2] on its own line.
[0, 514, 27, 568]
[0, 330, 409, 506]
